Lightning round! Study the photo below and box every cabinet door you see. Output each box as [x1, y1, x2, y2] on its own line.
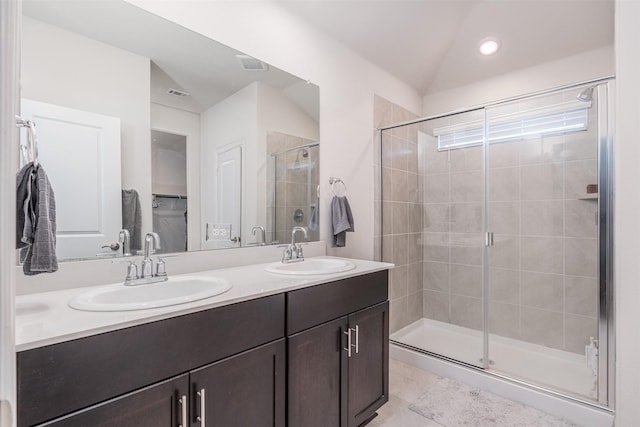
[190, 339, 285, 427]
[43, 374, 189, 427]
[288, 316, 349, 427]
[347, 301, 389, 427]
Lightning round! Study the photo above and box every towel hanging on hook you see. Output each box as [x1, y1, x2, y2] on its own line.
[329, 176, 347, 197]
[16, 116, 39, 168]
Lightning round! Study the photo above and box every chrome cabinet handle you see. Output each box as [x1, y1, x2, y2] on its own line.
[344, 327, 358, 357]
[179, 395, 187, 427]
[197, 388, 206, 426]
[343, 329, 352, 358]
[354, 325, 359, 354]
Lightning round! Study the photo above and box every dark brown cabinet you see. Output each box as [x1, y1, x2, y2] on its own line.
[347, 302, 389, 427]
[18, 271, 389, 427]
[42, 340, 285, 427]
[18, 295, 285, 426]
[287, 271, 389, 427]
[190, 339, 286, 427]
[288, 316, 349, 427]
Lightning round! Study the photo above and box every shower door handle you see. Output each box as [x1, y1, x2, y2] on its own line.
[485, 231, 494, 247]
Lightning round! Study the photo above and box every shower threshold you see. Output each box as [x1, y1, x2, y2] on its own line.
[391, 318, 595, 400]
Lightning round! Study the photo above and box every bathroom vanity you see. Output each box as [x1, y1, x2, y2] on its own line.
[15, 258, 390, 427]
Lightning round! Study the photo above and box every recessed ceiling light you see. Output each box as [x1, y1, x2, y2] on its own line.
[479, 38, 500, 56]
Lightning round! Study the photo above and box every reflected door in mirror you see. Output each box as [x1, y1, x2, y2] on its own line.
[203, 143, 242, 249]
[20, 99, 122, 260]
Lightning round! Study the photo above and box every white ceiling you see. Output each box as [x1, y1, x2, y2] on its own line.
[280, 0, 615, 94]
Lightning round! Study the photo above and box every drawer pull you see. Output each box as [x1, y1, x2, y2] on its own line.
[344, 327, 358, 357]
[343, 329, 352, 357]
[354, 325, 359, 354]
[179, 395, 187, 427]
[197, 388, 206, 426]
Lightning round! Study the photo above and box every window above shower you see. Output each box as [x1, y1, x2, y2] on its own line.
[434, 99, 591, 151]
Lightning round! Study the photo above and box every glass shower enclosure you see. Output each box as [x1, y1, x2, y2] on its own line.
[380, 79, 614, 407]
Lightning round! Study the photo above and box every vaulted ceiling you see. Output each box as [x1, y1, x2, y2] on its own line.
[280, 0, 615, 94]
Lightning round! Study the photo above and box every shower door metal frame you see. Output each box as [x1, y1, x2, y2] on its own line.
[597, 81, 615, 408]
[379, 75, 616, 410]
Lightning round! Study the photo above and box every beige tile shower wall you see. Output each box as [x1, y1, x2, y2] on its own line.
[421, 105, 599, 354]
[374, 95, 423, 334]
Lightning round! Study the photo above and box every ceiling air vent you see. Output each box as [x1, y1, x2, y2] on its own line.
[167, 88, 190, 97]
[236, 54, 269, 72]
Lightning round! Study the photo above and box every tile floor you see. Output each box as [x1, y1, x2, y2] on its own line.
[371, 359, 443, 427]
[370, 359, 575, 427]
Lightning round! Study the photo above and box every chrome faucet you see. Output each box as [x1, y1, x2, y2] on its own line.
[283, 226, 308, 263]
[114, 232, 170, 286]
[252, 226, 266, 245]
[119, 229, 131, 256]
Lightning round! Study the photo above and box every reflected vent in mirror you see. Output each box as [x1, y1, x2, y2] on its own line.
[166, 88, 190, 97]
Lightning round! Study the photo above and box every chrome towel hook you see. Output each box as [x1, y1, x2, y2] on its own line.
[16, 115, 39, 168]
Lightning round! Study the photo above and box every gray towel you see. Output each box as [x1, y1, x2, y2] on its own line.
[122, 189, 142, 251]
[16, 162, 58, 275]
[309, 196, 320, 232]
[331, 195, 354, 247]
[16, 163, 35, 247]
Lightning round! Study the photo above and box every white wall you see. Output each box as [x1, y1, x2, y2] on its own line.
[126, 0, 422, 260]
[423, 46, 614, 116]
[151, 144, 186, 196]
[150, 103, 202, 250]
[614, 0, 640, 425]
[21, 17, 153, 236]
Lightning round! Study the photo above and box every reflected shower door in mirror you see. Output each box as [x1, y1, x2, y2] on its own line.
[267, 133, 320, 245]
[20, 0, 320, 261]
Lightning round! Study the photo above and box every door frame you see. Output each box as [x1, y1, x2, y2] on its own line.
[0, 0, 19, 424]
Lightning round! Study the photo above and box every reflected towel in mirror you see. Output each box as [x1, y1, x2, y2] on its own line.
[121, 189, 142, 251]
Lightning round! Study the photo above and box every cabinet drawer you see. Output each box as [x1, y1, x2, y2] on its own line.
[41, 375, 189, 427]
[287, 270, 388, 335]
[18, 294, 284, 427]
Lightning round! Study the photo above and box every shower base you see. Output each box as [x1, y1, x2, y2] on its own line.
[391, 318, 595, 400]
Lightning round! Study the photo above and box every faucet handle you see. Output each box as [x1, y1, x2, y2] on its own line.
[112, 259, 139, 282]
[282, 246, 293, 263]
[156, 255, 178, 277]
[296, 244, 304, 260]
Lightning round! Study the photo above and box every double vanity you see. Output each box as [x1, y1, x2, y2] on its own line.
[15, 256, 391, 427]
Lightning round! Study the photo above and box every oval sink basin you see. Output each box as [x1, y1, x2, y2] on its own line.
[265, 258, 356, 276]
[69, 276, 232, 312]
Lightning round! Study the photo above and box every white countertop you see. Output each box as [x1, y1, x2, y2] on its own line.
[15, 256, 393, 351]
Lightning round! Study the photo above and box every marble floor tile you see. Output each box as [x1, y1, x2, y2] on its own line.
[376, 359, 576, 427]
[372, 394, 443, 427]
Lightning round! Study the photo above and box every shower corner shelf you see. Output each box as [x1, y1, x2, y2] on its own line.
[578, 193, 598, 200]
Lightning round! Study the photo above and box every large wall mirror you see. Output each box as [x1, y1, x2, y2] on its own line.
[19, 0, 320, 261]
